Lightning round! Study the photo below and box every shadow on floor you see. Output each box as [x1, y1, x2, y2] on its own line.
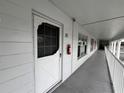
[53, 51, 113, 93]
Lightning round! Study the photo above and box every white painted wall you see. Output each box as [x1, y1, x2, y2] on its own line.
[0, 0, 34, 93]
[72, 22, 97, 73]
[0, 0, 97, 93]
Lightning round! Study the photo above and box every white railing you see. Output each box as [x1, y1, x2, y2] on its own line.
[105, 47, 124, 93]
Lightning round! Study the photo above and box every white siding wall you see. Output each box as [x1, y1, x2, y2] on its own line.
[0, 0, 34, 93]
[72, 22, 97, 73]
[0, 0, 97, 93]
[0, 0, 72, 93]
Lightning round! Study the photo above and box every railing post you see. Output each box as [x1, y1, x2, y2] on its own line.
[116, 41, 121, 59]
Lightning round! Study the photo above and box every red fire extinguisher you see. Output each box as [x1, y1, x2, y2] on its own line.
[67, 44, 71, 55]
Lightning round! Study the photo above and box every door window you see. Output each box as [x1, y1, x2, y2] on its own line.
[37, 23, 60, 58]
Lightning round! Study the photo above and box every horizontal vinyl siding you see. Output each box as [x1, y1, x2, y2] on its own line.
[0, 43, 33, 56]
[0, 53, 33, 70]
[0, 11, 31, 32]
[0, 63, 33, 83]
[0, 0, 34, 93]
[0, 27, 32, 42]
[0, 72, 34, 93]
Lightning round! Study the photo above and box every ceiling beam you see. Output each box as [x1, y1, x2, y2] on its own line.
[82, 16, 124, 26]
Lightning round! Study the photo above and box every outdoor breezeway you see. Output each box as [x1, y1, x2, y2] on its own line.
[0, 0, 124, 93]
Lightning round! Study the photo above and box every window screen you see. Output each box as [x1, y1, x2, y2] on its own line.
[37, 23, 59, 58]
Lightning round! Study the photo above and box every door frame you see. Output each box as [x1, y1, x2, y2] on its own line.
[32, 9, 64, 93]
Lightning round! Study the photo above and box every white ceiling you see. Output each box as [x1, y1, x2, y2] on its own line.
[50, 0, 124, 40]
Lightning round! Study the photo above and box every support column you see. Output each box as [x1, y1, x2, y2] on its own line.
[113, 42, 115, 55]
[116, 41, 121, 59]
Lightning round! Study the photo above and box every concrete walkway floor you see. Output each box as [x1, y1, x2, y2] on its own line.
[53, 51, 113, 93]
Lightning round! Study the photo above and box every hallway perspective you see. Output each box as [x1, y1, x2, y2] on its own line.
[53, 51, 113, 93]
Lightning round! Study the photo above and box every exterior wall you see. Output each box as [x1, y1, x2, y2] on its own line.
[0, 0, 34, 93]
[72, 22, 97, 73]
[0, 0, 97, 93]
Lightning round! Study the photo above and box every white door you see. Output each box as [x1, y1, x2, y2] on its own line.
[33, 13, 62, 93]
